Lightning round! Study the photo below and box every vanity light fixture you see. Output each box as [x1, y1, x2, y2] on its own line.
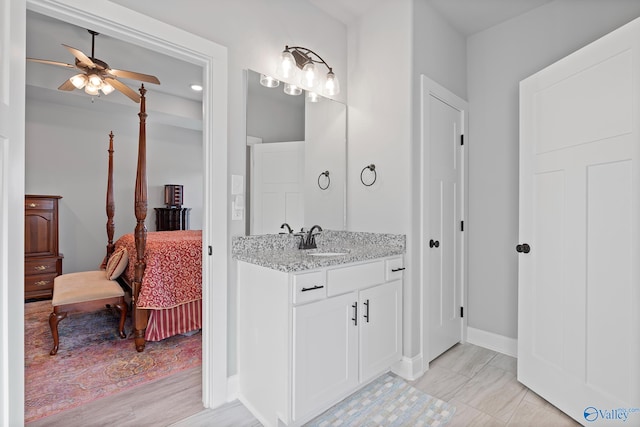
[276, 45, 340, 97]
[259, 74, 280, 88]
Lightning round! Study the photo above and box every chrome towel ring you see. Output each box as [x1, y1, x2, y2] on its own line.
[317, 171, 330, 190]
[360, 164, 377, 187]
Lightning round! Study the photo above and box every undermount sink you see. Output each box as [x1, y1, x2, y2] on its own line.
[307, 252, 348, 257]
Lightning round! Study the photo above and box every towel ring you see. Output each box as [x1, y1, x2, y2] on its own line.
[360, 164, 377, 187]
[318, 171, 330, 190]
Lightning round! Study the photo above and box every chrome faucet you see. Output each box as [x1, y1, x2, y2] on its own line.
[298, 225, 323, 250]
[280, 223, 293, 234]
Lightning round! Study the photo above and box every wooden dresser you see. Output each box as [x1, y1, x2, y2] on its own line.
[24, 195, 63, 300]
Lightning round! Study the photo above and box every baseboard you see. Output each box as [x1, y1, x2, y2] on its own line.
[226, 374, 239, 401]
[391, 354, 424, 381]
[466, 327, 517, 358]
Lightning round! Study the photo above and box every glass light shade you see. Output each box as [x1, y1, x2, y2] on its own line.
[323, 70, 340, 96]
[101, 83, 115, 95]
[69, 74, 87, 89]
[307, 91, 321, 103]
[84, 82, 100, 95]
[277, 50, 297, 80]
[88, 73, 103, 87]
[260, 74, 280, 88]
[300, 62, 317, 88]
[284, 83, 302, 96]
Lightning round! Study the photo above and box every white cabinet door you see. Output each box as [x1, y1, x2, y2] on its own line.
[519, 18, 640, 424]
[359, 280, 402, 382]
[293, 292, 358, 421]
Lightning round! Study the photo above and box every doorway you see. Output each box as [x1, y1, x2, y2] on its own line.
[12, 0, 229, 421]
[420, 75, 468, 366]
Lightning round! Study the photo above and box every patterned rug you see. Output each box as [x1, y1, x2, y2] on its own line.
[305, 374, 455, 427]
[24, 300, 201, 423]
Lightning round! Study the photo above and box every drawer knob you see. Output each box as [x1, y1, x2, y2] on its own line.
[29, 203, 37, 208]
[34, 265, 48, 271]
[34, 280, 50, 286]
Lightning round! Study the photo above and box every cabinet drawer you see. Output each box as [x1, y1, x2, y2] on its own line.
[385, 257, 405, 281]
[327, 260, 385, 296]
[25, 258, 60, 275]
[25, 199, 54, 210]
[293, 270, 327, 304]
[25, 272, 57, 293]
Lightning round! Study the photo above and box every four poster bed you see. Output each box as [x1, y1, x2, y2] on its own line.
[112, 86, 202, 352]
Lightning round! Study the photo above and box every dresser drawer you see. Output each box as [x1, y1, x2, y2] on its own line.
[25, 272, 57, 294]
[25, 199, 55, 210]
[25, 257, 60, 275]
[327, 260, 385, 297]
[293, 270, 327, 304]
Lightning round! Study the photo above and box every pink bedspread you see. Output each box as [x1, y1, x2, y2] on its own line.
[115, 230, 202, 309]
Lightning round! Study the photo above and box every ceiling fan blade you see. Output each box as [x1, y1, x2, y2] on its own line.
[27, 58, 76, 68]
[105, 77, 141, 103]
[62, 44, 96, 69]
[58, 79, 76, 91]
[108, 69, 160, 85]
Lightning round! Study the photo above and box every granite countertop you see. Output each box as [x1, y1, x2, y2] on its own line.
[232, 230, 406, 273]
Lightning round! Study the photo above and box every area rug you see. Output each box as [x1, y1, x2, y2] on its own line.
[305, 374, 455, 427]
[24, 300, 201, 423]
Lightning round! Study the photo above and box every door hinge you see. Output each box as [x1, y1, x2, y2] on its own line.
[460, 134, 464, 146]
[460, 307, 464, 318]
[208, 246, 213, 256]
[461, 221, 464, 232]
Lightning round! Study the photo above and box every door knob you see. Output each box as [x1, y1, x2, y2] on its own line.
[516, 243, 531, 253]
[429, 239, 440, 248]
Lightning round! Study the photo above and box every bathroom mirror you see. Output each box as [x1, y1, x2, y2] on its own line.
[245, 69, 346, 235]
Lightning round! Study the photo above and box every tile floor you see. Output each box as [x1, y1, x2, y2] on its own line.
[174, 343, 582, 426]
[410, 343, 581, 426]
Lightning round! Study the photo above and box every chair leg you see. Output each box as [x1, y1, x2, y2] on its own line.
[49, 309, 67, 356]
[114, 298, 127, 339]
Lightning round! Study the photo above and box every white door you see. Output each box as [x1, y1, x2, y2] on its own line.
[519, 19, 640, 425]
[293, 292, 358, 421]
[421, 76, 467, 362]
[1, 0, 26, 424]
[359, 280, 402, 382]
[251, 141, 304, 234]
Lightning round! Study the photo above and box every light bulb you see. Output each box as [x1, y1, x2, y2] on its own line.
[307, 91, 321, 103]
[88, 73, 103, 87]
[300, 62, 317, 88]
[259, 74, 280, 88]
[284, 83, 302, 96]
[323, 70, 340, 96]
[277, 49, 297, 80]
[101, 83, 115, 95]
[84, 82, 99, 96]
[69, 74, 87, 89]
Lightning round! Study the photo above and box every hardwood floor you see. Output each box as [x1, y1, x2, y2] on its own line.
[28, 343, 580, 426]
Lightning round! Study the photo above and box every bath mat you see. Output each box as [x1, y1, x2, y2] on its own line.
[305, 373, 455, 426]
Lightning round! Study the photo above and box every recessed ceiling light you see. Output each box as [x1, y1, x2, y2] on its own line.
[190, 84, 203, 91]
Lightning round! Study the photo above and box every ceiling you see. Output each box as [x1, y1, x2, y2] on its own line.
[309, 0, 554, 35]
[26, 1, 554, 119]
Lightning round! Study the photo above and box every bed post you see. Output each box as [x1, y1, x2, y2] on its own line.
[105, 131, 115, 260]
[133, 85, 149, 352]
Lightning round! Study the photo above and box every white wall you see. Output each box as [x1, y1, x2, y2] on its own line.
[466, 0, 640, 339]
[25, 96, 203, 274]
[347, 0, 468, 360]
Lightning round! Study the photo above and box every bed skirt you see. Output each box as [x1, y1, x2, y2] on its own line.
[145, 299, 202, 341]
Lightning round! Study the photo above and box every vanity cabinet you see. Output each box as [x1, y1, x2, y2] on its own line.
[238, 255, 403, 427]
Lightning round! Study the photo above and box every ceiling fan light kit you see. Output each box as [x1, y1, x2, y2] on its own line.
[28, 29, 160, 103]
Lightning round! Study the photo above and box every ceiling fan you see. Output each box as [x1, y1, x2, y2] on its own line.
[27, 29, 160, 103]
